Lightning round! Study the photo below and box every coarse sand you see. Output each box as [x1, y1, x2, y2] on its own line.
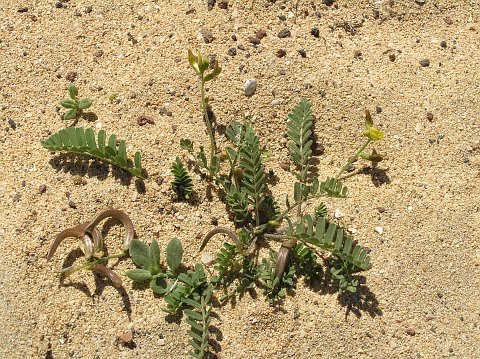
[0, 1, 479, 358]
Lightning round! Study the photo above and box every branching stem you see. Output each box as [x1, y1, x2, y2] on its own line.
[335, 139, 371, 179]
[200, 75, 216, 163]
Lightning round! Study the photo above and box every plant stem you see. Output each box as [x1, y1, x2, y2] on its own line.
[200, 75, 216, 162]
[335, 139, 371, 179]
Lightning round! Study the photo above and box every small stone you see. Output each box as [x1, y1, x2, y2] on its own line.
[280, 161, 290, 171]
[39, 184, 47, 194]
[158, 338, 165, 346]
[278, 28, 291, 38]
[137, 115, 155, 126]
[440, 40, 447, 48]
[94, 49, 104, 58]
[375, 106, 382, 114]
[227, 47, 237, 56]
[131, 192, 139, 202]
[201, 29, 214, 43]
[248, 36, 260, 45]
[278, 15, 286, 21]
[17, 7, 28, 12]
[377, 206, 386, 213]
[334, 209, 344, 219]
[310, 27, 320, 38]
[55, 2, 64, 9]
[256, 29, 267, 39]
[354, 50, 363, 59]
[348, 227, 357, 234]
[323, 0, 334, 5]
[426, 314, 435, 321]
[426, 112, 434, 122]
[298, 49, 306, 58]
[218, 0, 228, 9]
[68, 200, 77, 209]
[237, 44, 245, 51]
[374, 226, 384, 235]
[276, 49, 286, 58]
[389, 53, 396, 62]
[201, 252, 214, 266]
[207, 0, 216, 10]
[176, 214, 185, 221]
[407, 205, 414, 212]
[65, 71, 77, 82]
[271, 99, 282, 106]
[85, 6, 93, 13]
[419, 58, 430, 67]
[118, 331, 135, 348]
[7, 119, 17, 129]
[406, 328, 416, 336]
[444, 17, 453, 25]
[13, 193, 21, 202]
[415, 0, 426, 4]
[415, 123, 422, 134]
[244, 79, 257, 97]
[231, 34, 237, 41]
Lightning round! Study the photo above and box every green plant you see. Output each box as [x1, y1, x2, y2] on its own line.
[60, 84, 92, 121]
[126, 238, 213, 358]
[185, 49, 222, 178]
[171, 156, 193, 199]
[41, 127, 144, 178]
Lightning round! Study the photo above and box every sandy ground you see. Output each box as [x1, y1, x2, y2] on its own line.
[1, 0, 479, 358]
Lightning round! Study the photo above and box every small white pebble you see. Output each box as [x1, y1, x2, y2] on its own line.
[415, 123, 422, 134]
[299, 329, 306, 338]
[201, 252, 214, 266]
[176, 214, 185, 221]
[244, 79, 257, 97]
[158, 338, 165, 346]
[374, 226, 384, 235]
[131, 192, 138, 202]
[95, 121, 102, 130]
[334, 209, 344, 219]
[271, 99, 282, 106]
[348, 227, 357, 234]
[407, 205, 414, 212]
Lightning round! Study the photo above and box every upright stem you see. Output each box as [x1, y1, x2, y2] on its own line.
[200, 76, 216, 161]
[335, 139, 371, 179]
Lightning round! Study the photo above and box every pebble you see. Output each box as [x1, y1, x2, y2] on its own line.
[419, 58, 430, 67]
[7, 119, 17, 129]
[354, 50, 363, 59]
[278, 28, 291, 38]
[55, 2, 64, 9]
[415, 123, 422, 134]
[405, 327, 416, 336]
[298, 49, 307, 58]
[227, 47, 237, 56]
[440, 40, 447, 48]
[407, 205, 414, 212]
[68, 200, 77, 209]
[201, 29, 214, 43]
[218, 0, 228, 9]
[334, 209, 344, 219]
[271, 99, 282, 106]
[377, 206, 386, 213]
[118, 331, 135, 348]
[137, 115, 155, 126]
[131, 192, 138, 202]
[415, 0, 426, 4]
[256, 29, 267, 39]
[158, 337, 166, 346]
[389, 53, 396, 62]
[248, 36, 260, 45]
[39, 184, 47, 194]
[176, 214, 185, 221]
[93, 49, 104, 58]
[17, 7, 28, 12]
[348, 227, 357, 234]
[374, 226, 384, 235]
[65, 71, 77, 82]
[276, 49, 286, 58]
[201, 252, 214, 266]
[244, 79, 257, 97]
[427, 112, 434, 122]
[376, 106, 382, 114]
[279, 161, 290, 171]
[207, 0, 215, 10]
[310, 27, 320, 38]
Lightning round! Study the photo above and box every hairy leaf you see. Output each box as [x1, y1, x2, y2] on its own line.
[166, 238, 183, 273]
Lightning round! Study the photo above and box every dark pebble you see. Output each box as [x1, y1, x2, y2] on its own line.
[30, 15, 37, 21]
[238, 64, 245, 73]
[279, 69, 286, 75]
[376, 106, 382, 114]
[278, 15, 286, 21]
[440, 40, 447, 48]
[85, 6, 93, 13]
[39, 184, 47, 194]
[137, 115, 155, 126]
[419, 58, 430, 67]
[277, 28, 291, 38]
[156, 176, 164, 186]
[68, 200, 77, 209]
[276, 49, 286, 58]
[415, 0, 426, 5]
[228, 47, 237, 56]
[405, 328, 416, 336]
[377, 206, 386, 213]
[201, 29, 214, 43]
[231, 34, 237, 41]
[346, 164, 356, 172]
[210, 217, 219, 226]
[185, 8, 195, 15]
[94, 49, 104, 58]
[279, 161, 290, 171]
[389, 53, 396, 62]
[248, 36, 260, 45]
[17, 7, 28, 13]
[256, 29, 267, 39]
[8, 119, 17, 129]
[427, 112, 434, 122]
[55, 2, 64, 9]
[65, 71, 77, 82]
[207, 0, 216, 11]
[117, 331, 135, 349]
[310, 27, 320, 38]
[237, 44, 245, 51]
[354, 50, 362, 59]
[13, 193, 21, 202]
[298, 49, 306, 58]
[218, 0, 228, 9]
[323, 0, 334, 5]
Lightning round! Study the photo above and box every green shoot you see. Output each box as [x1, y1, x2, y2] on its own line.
[171, 157, 194, 199]
[60, 84, 92, 121]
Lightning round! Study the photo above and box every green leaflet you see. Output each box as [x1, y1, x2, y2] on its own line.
[171, 157, 193, 199]
[40, 127, 144, 178]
